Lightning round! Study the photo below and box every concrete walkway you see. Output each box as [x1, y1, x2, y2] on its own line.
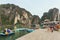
[16, 29, 60, 40]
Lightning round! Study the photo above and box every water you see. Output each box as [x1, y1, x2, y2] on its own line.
[0, 30, 29, 40]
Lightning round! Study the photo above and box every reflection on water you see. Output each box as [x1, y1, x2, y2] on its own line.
[0, 30, 29, 40]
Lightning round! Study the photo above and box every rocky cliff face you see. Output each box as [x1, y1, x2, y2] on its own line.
[0, 4, 40, 28]
[41, 8, 59, 22]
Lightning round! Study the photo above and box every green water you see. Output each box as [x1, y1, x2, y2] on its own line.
[0, 30, 29, 40]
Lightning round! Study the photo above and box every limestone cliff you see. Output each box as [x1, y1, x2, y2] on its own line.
[0, 4, 40, 28]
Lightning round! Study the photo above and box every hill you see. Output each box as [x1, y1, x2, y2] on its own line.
[0, 4, 40, 28]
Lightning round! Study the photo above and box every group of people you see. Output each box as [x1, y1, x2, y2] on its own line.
[48, 23, 60, 32]
[3, 28, 12, 34]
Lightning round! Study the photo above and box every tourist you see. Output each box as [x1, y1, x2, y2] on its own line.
[4, 28, 9, 35]
[3, 28, 12, 34]
[7, 29, 11, 33]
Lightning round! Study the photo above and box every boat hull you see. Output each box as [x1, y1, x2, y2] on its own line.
[0, 32, 14, 36]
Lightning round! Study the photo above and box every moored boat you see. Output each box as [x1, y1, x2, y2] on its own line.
[0, 32, 14, 36]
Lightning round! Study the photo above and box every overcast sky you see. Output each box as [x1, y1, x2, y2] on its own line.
[0, 0, 60, 18]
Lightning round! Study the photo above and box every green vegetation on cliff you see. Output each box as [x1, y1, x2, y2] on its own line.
[41, 8, 59, 22]
[0, 4, 40, 28]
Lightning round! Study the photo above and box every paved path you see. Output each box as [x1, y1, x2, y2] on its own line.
[16, 29, 60, 40]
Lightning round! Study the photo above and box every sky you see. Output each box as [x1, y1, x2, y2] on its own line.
[0, 0, 60, 18]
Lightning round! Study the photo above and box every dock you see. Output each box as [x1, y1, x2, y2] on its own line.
[16, 29, 60, 40]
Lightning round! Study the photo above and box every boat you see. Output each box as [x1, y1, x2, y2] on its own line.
[0, 32, 14, 36]
[27, 29, 34, 32]
[15, 28, 34, 32]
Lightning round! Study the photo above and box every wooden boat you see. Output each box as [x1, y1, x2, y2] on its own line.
[0, 32, 14, 36]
